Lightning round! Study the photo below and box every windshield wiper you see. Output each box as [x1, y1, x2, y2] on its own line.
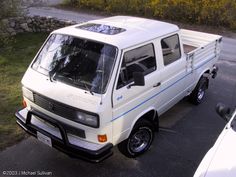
[49, 72, 56, 82]
[72, 78, 94, 95]
[48, 71, 55, 82]
[81, 81, 94, 95]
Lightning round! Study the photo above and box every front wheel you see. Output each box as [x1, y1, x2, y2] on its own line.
[118, 120, 155, 158]
[190, 77, 208, 105]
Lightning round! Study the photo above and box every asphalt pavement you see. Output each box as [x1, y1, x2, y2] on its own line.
[1, 5, 236, 177]
[27, 6, 104, 22]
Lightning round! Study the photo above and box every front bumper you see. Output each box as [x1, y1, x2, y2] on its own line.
[15, 108, 113, 163]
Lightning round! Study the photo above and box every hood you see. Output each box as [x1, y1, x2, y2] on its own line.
[22, 68, 102, 113]
[203, 127, 236, 177]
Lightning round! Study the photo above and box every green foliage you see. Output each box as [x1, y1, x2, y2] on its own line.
[0, 0, 21, 47]
[0, 33, 48, 150]
[0, 20, 14, 48]
[65, 0, 236, 29]
[0, 0, 21, 20]
[0, 34, 11, 48]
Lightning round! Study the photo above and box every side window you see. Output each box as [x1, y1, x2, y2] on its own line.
[161, 34, 181, 66]
[117, 44, 156, 89]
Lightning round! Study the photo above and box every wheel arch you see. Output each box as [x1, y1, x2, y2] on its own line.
[127, 108, 159, 137]
[198, 69, 210, 88]
[193, 69, 210, 91]
[190, 70, 210, 105]
[197, 69, 210, 81]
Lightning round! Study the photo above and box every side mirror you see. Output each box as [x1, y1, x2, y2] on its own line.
[127, 72, 145, 89]
[216, 103, 231, 122]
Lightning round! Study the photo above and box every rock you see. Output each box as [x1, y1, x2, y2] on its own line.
[1, 15, 82, 35]
[16, 29, 24, 33]
[20, 23, 30, 32]
[10, 31, 17, 36]
[32, 27, 36, 32]
[9, 21, 16, 28]
[17, 17, 25, 23]
[26, 18, 32, 24]
[6, 28, 15, 34]
[1, 32, 8, 37]
[27, 27, 33, 32]
[1, 19, 9, 26]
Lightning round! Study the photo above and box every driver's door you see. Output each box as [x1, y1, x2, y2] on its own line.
[112, 43, 162, 140]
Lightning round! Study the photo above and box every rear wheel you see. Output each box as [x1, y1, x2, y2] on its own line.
[190, 77, 208, 105]
[118, 119, 155, 158]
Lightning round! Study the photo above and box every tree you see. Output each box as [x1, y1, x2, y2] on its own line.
[0, 0, 22, 47]
[0, 0, 21, 20]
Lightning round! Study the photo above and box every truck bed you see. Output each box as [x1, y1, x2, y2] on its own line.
[180, 29, 222, 55]
[183, 44, 197, 53]
[180, 29, 222, 72]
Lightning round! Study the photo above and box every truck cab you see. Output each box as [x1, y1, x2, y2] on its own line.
[16, 16, 222, 162]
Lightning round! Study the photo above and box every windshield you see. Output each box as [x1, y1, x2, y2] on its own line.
[32, 34, 117, 94]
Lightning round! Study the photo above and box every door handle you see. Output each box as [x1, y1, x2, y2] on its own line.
[153, 82, 161, 87]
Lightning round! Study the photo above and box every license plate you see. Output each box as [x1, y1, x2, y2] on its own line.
[37, 132, 52, 147]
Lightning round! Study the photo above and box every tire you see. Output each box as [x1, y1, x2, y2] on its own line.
[190, 77, 208, 105]
[118, 119, 155, 158]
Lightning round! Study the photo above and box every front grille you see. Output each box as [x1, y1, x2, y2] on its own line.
[32, 93, 86, 138]
[33, 93, 77, 121]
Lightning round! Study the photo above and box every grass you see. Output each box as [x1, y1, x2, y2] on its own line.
[0, 32, 48, 151]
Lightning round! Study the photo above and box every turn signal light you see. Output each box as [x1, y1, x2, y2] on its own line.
[98, 134, 107, 142]
[22, 99, 27, 108]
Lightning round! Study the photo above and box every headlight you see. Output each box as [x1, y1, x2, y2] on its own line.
[22, 87, 34, 102]
[75, 111, 99, 128]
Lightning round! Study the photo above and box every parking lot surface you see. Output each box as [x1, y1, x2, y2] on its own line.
[1, 6, 236, 176]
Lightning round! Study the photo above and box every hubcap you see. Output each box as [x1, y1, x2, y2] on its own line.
[197, 88, 205, 101]
[129, 128, 151, 153]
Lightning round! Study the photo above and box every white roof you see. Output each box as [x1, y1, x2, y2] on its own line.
[53, 16, 179, 49]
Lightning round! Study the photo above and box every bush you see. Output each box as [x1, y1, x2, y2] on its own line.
[0, 0, 21, 47]
[65, 0, 236, 29]
[198, 0, 236, 27]
[0, 0, 21, 20]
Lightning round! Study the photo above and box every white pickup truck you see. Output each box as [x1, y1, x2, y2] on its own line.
[15, 16, 222, 162]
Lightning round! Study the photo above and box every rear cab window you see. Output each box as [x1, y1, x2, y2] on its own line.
[117, 44, 156, 89]
[161, 34, 181, 65]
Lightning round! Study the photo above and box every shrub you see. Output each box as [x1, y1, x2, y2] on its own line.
[0, 0, 21, 47]
[65, 0, 236, 29]
[0, 0, 21, 20]
[199, 0, 233, 26]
